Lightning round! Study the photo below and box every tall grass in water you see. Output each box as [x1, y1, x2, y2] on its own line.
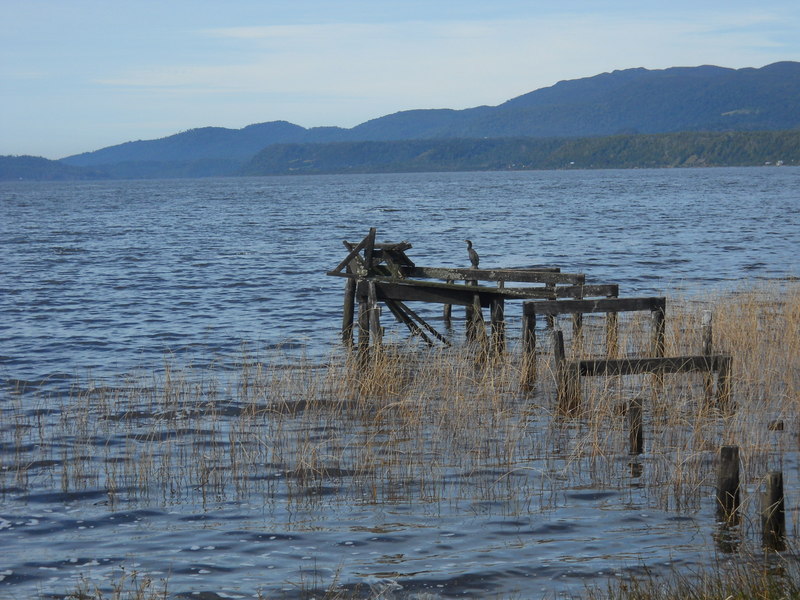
[2, 281, 800, 598]
[2, 282, 799, 509]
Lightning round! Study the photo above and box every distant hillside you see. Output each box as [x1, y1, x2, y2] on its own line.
[56, 62, 800, 179]
[0, 155, 106, 181]
[242, 131, 800, 175]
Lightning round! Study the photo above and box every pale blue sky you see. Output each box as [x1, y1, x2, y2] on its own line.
[3, 0, 799, 159]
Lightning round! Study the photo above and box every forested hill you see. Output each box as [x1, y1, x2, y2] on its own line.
[242, 131, 800, 175]
[52, 62, 800, 179]
[0, 155, 107, 181]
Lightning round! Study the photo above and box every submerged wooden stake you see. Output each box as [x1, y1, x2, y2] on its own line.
[553, 328, 580, 414]
[521, 312, 537, 389]
[716, 445, 740, 524]
[761, 471, 786, 551]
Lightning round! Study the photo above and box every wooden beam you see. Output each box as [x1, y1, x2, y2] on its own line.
[330, 234, 371, 276]
[409, 266, 583, 285]
[524, 297, 666, 316]
[576, 354, 730, 376]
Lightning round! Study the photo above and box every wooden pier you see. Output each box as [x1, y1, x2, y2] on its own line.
[328, 228, 617, 356]
[328, 228, 733, 411]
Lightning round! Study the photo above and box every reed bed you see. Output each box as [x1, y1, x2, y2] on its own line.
[3, 281, 800, 598]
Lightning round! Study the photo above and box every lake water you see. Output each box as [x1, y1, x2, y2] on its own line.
[1, 167, 799, 599]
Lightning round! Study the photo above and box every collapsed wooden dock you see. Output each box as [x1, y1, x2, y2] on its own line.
[327, 228, 732, 410]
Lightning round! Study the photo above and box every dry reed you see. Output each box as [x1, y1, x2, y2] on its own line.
[3, 280, 800, 598]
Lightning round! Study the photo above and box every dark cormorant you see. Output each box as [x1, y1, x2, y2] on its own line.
[465, 239, 480, 268]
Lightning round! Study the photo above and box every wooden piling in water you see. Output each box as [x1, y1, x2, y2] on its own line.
[367, 280, 381, 347]
[342, 277, 356, 346]
[553, 328, 580, 414]
[716, 445, 740, 524]
[490, 297, 505, 355]
[761, 470, 786, 551]
[357, 293, 371, 365]
[628, 397, 643, 455]
[521, 311, 537, 389]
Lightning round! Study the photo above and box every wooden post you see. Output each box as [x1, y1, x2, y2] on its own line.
[443, 279, 453, 327]
[521, 311, 537, 389]
[572, 287, 583, 350]
[650, 302, 666, 357]
[605, 288, 620, 358]
[553, 329, 580, 414]
[357, 291, 370, 365]
[490, 297, 505, 355]
[367, 280, 381, 348]
[342, 277, 356, 347]
[465, 279, 477, 341]
[628, 397, 643, 455]
[761, 471, 786, 551]
[545, 282, 556, 328]
[716, 445, 740, 524]
[701, 310, 714, 403]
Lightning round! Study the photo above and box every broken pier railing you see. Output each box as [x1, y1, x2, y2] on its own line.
[522, 297, 732, 413]
[327, 228, 617, 358]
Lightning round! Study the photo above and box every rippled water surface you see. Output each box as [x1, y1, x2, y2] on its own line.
[1, 168, 800, 599]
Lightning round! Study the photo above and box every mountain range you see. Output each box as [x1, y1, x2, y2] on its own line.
[4, 62, 800, 179]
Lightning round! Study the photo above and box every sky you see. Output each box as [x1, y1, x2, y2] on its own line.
[3, 1, 800, 159]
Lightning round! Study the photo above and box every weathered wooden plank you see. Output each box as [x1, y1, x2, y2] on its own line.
[331, 235, 371, 276]
[502, 284, 619, 299]
[363, 227, 377, 272]
[363, 278, 611, 306]
[490, 297, 505, 354]
[524, 297, 666, 316]
[576, 354, 729, 376]
[409, 266, 583, 285]
[395, 300, 451, 346]
[384, 299, 434, 346]
[342, 277, 356, 346]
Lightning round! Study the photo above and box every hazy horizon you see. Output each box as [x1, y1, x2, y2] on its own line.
[3, 0, 800, 159]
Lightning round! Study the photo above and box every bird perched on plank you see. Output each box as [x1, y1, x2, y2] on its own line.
[464, 239, 480, 268]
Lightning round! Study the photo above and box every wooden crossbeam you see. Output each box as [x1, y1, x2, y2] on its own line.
[410, 266, 583, 285]
[576, 354, 731, 376]
[524, 296, 665, 316]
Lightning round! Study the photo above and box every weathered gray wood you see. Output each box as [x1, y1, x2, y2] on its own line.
[576, 354, 730, 376]
[363, 227, 377, 272]
[628, 397, 643, 455]
[716, 445, 740, 524]
[330, 235, 371, 276]
[490, 297, 505, 354]
[761, 471, 786, 551]
[553, 329, 581, 413]
[384, 299, 434, 346]
[410, 266, 583, 285]
[367, 280, 381, 347]
[524, 297, 666, 316]
[503, 284, 619, 299]
[521, 312, 537, 389]
[342, 277, 356, 346]
[369, 278, 616, 308]
[650, 303, 666, 357]
[395, 301, 451, 346]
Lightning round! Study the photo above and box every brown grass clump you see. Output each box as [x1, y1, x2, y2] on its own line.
[2, 280, 800, 531]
